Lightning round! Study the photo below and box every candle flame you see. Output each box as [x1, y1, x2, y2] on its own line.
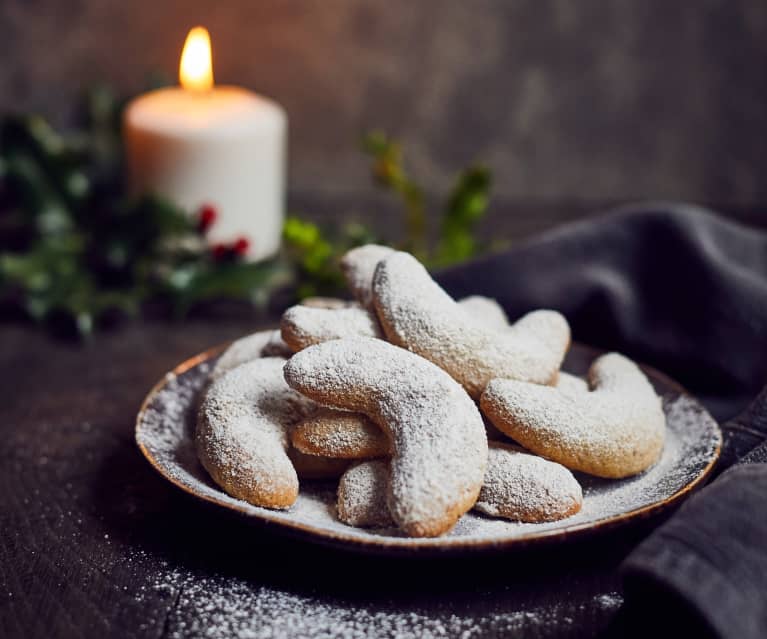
[180, 27, 214, 92]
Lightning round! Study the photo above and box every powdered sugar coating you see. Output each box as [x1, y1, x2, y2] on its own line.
[336, 444, 582, 527]
[293, 372, 590, 462]
[555, 371, 589, 397]
[373, 252, 571, 398]
[284, 337, 488, 537]
[458, 295, 510, 330]
[300, 296, 356, 310]
[340, 244, 396, 307]
[197, 357, 317, 508]
[337, 460, 394, 527]
[293, 407, 391, 459]
[281, 293, 515, 357]
[281, 304, 383, 352]
[481, 353, 666, 478]
[210, 330, 291, 380]
[475, 442, 583, 522]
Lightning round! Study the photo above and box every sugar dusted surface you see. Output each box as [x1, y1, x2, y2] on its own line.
[337, 460, 395, 527]
[475, 442, 583, 522]
[482, 353, 667, 478]
[284, 338, 487, 537]
[136, 352, 721, 549]
[372, 252, 571, 398]
[340, 244, 395, 307]
[210, 329, 290, 380]
[281, 304, 383, 351]
[458, 295, 510, 330]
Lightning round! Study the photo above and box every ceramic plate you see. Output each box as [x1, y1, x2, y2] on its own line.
[136, 342, 721, 555]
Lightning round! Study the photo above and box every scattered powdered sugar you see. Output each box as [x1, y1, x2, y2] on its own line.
[136, 355, 720, 550]
[139, 563, 625, 639]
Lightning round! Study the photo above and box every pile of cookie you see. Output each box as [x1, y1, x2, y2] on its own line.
[196, 245, 666, 538]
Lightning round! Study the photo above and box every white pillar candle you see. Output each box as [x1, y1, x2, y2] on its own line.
[123, 27, 286, 261]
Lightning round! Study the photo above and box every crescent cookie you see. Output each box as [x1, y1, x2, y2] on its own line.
[283, 337, 488, 537]
[197, 357, 316, 508]
[480, 353, 666, 478]
[288, 447, 350, 480]
[337, 460, 394, 527]
[280, 304, 383, 353]
[340, 244, 395, 308]
[300, 296, 356, 310]
[280, 295, 512, 357]
[372, 251, 571, 398]
[474, 442, 583, 522]
[457, 295, 509, 330]
[293, 371, 590, 460]
[292, 408, 391, 459]
[340, 246, 505, 326]
[555, 371, 589, 397]
[211, 329, 291, 380]
[337, 444, 582, 527]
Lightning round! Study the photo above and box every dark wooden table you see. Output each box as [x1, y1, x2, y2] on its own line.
[0, 318, 680, 638]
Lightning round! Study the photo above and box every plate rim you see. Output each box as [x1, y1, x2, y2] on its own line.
[135, 342, 722, 555]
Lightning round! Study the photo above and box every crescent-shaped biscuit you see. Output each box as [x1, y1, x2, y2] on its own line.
[457, 295, 509, 330]
[280, 304, 383, 353]
[280, 295, 513, 356]
[480, 353, 666, 478]
[292, 408, 391, 459]
[340, 244, 395, 307]
[340, 246, 507, 328]
[372, 251, 571, 398]
[475, 442, 583, 522]
[211, 329, 291, 380]
[337, 443, 582, 527]
[288, 447, 350, 480]
[337, 460, 393, 527]
[283, 337, 488, 537]
[293, 371, 589, 459]
[197, 357, 316, 508]
[300, 296, 356, 310]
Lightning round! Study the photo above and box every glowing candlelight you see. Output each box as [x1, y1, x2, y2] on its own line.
[124, 27, 286, 260]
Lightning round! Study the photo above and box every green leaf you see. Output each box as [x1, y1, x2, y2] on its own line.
[434, 165, 492, 266]
[361, 131, 426, 257]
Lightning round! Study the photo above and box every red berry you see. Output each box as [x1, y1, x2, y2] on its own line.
[212, 243, 229, 260]
[232, 236, 250, 256]
[197, 204, 217, 233]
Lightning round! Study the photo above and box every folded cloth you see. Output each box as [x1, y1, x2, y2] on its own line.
[620, 398, 767, 639]
[437, 202, 767, 639]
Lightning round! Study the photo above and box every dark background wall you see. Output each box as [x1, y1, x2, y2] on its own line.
[2, 0, 766, 238]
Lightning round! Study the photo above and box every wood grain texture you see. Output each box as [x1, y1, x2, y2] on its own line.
[0, 316, 667, 638]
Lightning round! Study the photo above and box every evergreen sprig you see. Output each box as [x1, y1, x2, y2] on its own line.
[0, 89, 493, 338]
